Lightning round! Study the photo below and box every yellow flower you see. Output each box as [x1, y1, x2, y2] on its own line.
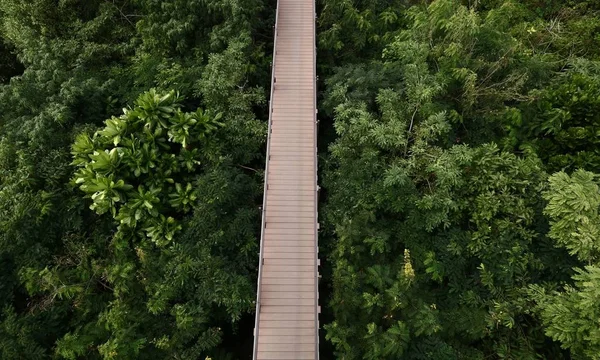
[403, 249, 415, 280]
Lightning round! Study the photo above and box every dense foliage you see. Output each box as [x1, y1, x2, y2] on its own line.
[0, 0, 269, 358]
[1, 0, 600, 359]
[319, 0, 600, 359]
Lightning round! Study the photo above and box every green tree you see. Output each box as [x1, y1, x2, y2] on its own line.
[0, 0, 269, 357]
[508, 70, 600, 173]
[318, 0, 410, 63]
[529, 170, 600, 359]
[17, 90, 260, 359]
[320, 0, 599, 358]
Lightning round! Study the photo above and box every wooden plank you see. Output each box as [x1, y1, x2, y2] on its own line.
[256, 351, 315, 359]
[265, 243, 317, 249]
[265, 199, 315, 205]
[266, 214, 315, 219]
[265, 192, 315, 199]
[263, 240, 316, 246]
[260, 297, 315, 307]
[269, 115, 314, 120]
[273, 87, 314, 90]
[258, 335, 315, 343]
[262, 264, 314, 272]
[268, 180, 317, 186]
[263, 240, 316, 247]
[265, 205, 315, 212]
[271, 118, 314, 122]
[268, 175, 315, 181]
[264, 229, 314, 236]
[267, 188, 315, 193]
[266, 203, 314, 208]
[264, 255, 316, 263]
[266, 211, 314, 217]
[258, 327, 315, 336]
[267, 181, 315, 186]
[265, 218, 314, 223]
[264, 228, 314, 235]
[269, 118, 314, 122]
[266, 206, 314, 212]
[270, 111, 314, 114]
[262, 234, 314, 241]
[270, 120, 314, 123]
[263, 236, 315, 242]
[267, 172, 316, 177]
[268, 145, 315, 150]
[266, 193, 315, 198]
[268, 140, 315, 144]
[258, 319, 315, 327]
[268, 164, 315, 170]
[270, 116, 314, 120]
[264, 218, 314, 225]
[257, 343, 314, 352]
[266, 178, 315, 184]
[270, 111, 314, 115]
[260, 305, 315, 314]
[272, 130, 315, 136]
[263, 247, 314, 254]
[271, 124, 315, 128]
[260, 276, 314, 285]
[272, 80, 314, 84]
[267, 164, 313, 169]
[269, 120, 315, 124]
[265, 224, 314, 231]
[271, 87, 313, 91]
[265, 193, 315, 198]
[267, 150, 314, 154]
[261, 277, 315, 285]
[262, 285, 316, 294]
[267, 151, 314, 157]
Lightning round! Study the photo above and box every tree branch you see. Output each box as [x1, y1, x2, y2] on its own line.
[238, 164, 259, 172]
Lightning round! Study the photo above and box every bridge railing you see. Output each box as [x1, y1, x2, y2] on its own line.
[252, 0, 280, 358]
[312, 0, 319, 358]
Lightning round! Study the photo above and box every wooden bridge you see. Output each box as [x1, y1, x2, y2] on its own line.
[252, 0, 319, 359]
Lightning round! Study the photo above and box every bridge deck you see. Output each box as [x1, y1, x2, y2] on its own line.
[253, 0, 318, 359]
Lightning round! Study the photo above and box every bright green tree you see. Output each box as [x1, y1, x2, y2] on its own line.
[18, 90, 260, 359]
[529, 170, 600, 359]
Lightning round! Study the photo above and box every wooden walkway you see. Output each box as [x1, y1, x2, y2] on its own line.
[252, 0, 319, 359]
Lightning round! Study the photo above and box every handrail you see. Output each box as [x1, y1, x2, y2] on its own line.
[252, 0, 280, 358]
[312, 0, 319, 358]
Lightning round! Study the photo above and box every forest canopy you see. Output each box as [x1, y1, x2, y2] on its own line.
[319, 0, 600, 359]
[0, 0, 268, 358]
[0, 0, 599, 359]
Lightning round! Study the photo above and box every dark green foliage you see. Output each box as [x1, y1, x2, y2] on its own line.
[42, 91, 259, 359]
[1, 0, 600, 358]
[509, 72, 600, 172]
[323, 80, 560, 357]
[318, 0, 411, 63]
[0, 0, 268, 358]
[320, 0, 600, 358]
